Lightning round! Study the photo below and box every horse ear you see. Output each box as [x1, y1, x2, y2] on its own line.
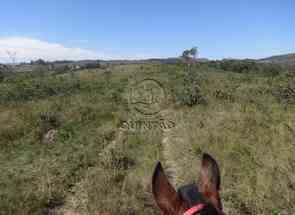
[197, 153, 222, 211]
[152, 162, 183, 214]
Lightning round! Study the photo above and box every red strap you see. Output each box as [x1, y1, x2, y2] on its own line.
[183, 204, 206, 215]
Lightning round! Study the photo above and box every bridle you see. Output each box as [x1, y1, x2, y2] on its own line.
[183, 203, 207, 215]
[178, 184, 207, 215]
[178, 184, 224, 215]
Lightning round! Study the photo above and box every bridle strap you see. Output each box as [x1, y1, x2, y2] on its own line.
[183, 204, 206, 215]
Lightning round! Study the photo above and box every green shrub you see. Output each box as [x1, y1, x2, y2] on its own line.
[175, 65, 207, 106]
[0, 71, 4, 82]
[206, 59, 284, 76]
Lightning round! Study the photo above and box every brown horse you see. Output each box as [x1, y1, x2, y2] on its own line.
[152, 153, 224, 215]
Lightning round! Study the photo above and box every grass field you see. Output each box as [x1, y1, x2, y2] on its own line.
[0, 62, 295, 214]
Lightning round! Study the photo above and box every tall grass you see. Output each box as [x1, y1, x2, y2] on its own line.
[0, 64, 294, 214]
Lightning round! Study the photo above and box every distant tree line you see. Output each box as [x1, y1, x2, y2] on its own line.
[206, 59, 285, 75]
[179, 47, 288, 76]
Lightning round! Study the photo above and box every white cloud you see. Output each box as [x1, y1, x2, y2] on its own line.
[0, 37, 155, 63]
[0, 37, 105, 63]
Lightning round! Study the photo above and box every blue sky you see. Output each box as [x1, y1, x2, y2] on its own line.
[0, 0, 294, 62]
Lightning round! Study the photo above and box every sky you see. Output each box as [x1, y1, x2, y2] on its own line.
[0, 0, 294, 63]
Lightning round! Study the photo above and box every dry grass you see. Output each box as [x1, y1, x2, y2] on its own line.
[0, 64, 295, 214]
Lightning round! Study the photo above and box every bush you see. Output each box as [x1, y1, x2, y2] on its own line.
[0, 71, 4, 82]
[54, 65, 70, 74]
[272, 84, 295, 104]
[206, 59, 284, 76]
[176, 65, 207, 106]
[85, 62, 101, 69]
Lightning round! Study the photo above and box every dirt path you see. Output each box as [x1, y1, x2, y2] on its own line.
[161, 128, 182, 187]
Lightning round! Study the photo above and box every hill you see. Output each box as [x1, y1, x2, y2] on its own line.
[260, 53, 295, 65]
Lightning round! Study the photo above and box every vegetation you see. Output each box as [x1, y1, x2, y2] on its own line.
[182, 47, 198, 63]
[206, 59, 285, 75]
[0, 61, 295, 214]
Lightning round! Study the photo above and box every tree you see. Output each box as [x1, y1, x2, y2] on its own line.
[6, 50, 17, 65]
[0, 64, 10, 81]
[190, 47, 198, 59]
[35, 59, 47, 65]
[181, 47, 198, 64]
[0, 69, 4, 82]
[31, 59, 47, 65]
